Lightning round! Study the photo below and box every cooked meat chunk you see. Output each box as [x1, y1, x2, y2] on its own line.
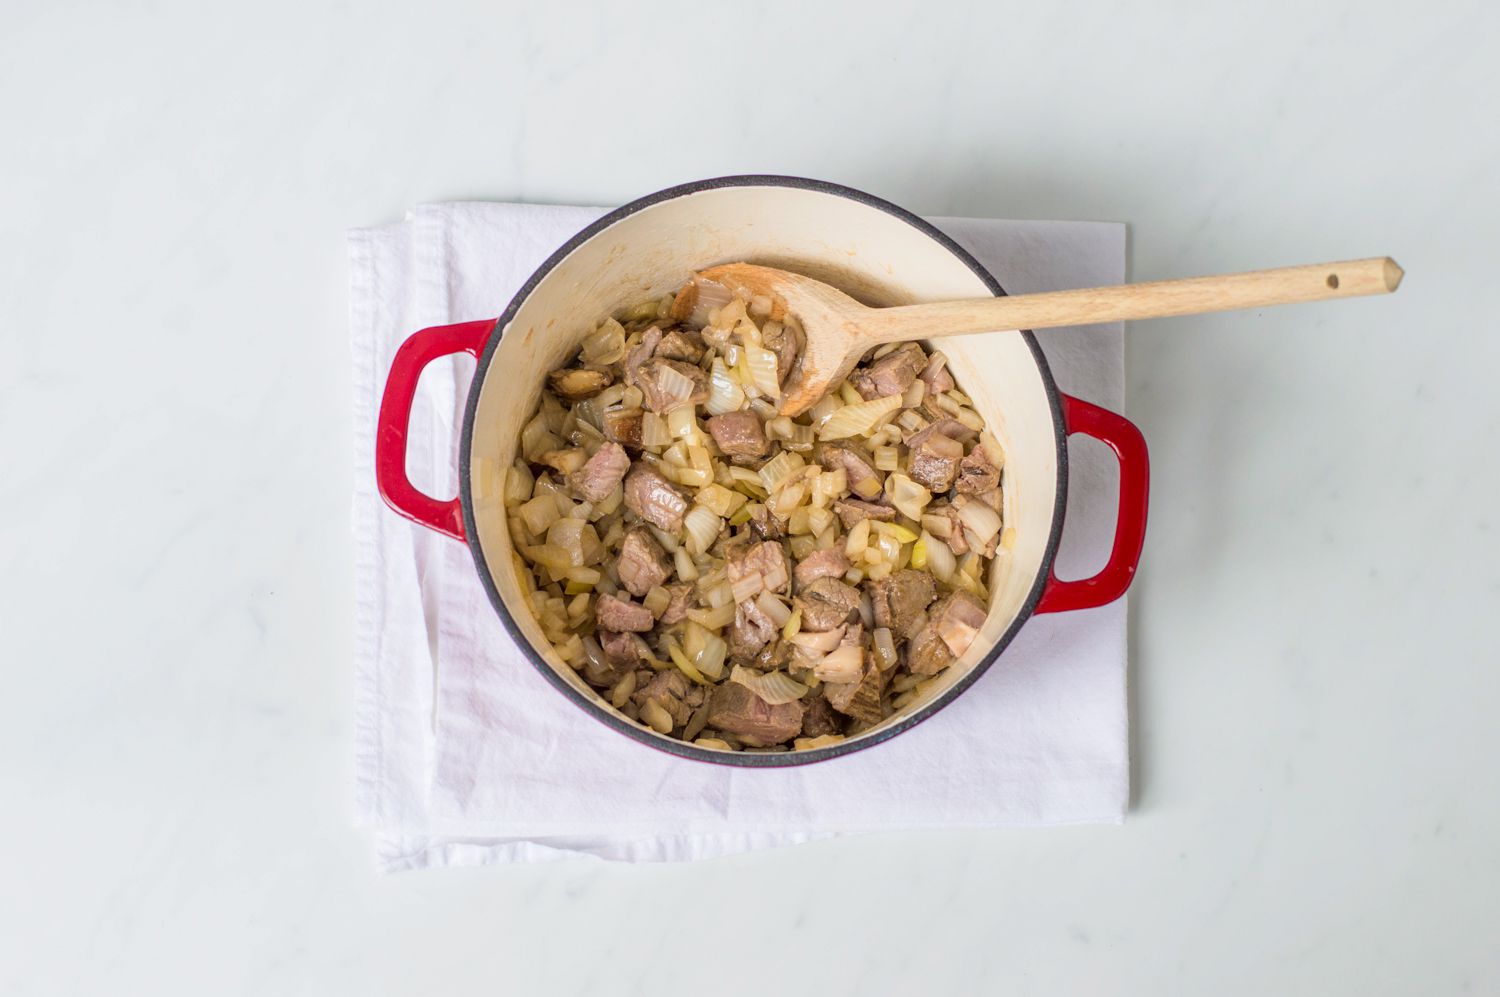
[601, 408, 644, 450]
[955, 445, 1002, 494]
[727, 540, 790, 595]
[816, 443, 883, 499]
[656, 328, 706, 363]
[794, 577, 861, 632]
[905, 418, 977, 450]
[928, 590, 988, 657]
[793, 548, 849, 589]
[800, 691, 840, 738]
[951, 495, 1000, 557]
[762, 320, 800, 381]
[850, 343, 927, 401]
[547, 367, 613, 401]
[706, 411, 769, 458]
[600, 630, 643, 677]
[595, 593, 655, 633]
[905, 624, 954, 676]
[832, 498, 897, 529]
[633, 670, 693, 728]
[728, 601, 778, 661]
[623, 465, 688, 532]
[918, 354, 954, 395]
[617, 527, 671, 597]
[567, 441, 630, 503]
[868, 569, 937, 639]
[908, 430, 964, 493]
[824, 659, 887, 725]
[752, 637, 792, 672]
[659, 582, 695, 625]
[637, 358, 709, 413]
[748, 505, 786, 541]
[707, 682, 806, 747]
[622, 325, 662, 386]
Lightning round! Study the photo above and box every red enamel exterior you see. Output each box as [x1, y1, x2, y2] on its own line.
[1034, 393, 1150, 614]
[373, 318, 496, 541]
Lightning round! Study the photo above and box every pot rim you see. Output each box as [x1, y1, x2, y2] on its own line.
[458, 174, 1070, 767]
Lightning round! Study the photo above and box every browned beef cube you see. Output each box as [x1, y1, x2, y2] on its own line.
[567, 441, 630, 503]
[748, 505, 786, 541]
[728, 601, 777, 661]
[727, 540, 790, 595]
[906, 624, 955, 676]
[800, 691, 840, 738]
[832, 498, 897, 529]
[904, 417, 977, 448]
[707, 682, 806, 747]
[794, 577, 862, 632]
[622, 326, 662, 386]
[955, 445, 1002, 494]
[793, 548, 849, 589]
[623, 465, 688, 532]
[928, 590, 988, 657]
[658, 582, 694, 625]
[824, 659, 887, 725]
[655, 328, 706, 364]
[867, 570, 937, 639]
[617, 526, 670, 597]
[816, 442, 883, 500]
[705, 411, 769, 458]
[908, 431, 964, 492]
[594, 593, 655, 633]
[633, 669, 693, 728]
[918, 355, 954, 395]
[599, 630, 644, 677]
[849, 343, 927, 400]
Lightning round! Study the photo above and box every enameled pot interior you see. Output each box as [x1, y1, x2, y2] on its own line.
[466, 182, 1061, 761]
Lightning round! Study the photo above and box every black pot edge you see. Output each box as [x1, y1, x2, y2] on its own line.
[457, 174, 1070, 768]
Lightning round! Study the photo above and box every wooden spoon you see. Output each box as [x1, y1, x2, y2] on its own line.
[696, 257, 1404, 417]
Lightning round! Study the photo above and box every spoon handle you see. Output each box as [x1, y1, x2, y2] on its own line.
[862, 257, 1403, 341]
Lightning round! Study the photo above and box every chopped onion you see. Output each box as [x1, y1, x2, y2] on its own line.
[728, 665, 808, 705]
[956, 496, 1002, 544]
[789, 627, 845, 653]
[683, 505, 722, 556]
[696, 634, 727, 680]
[674, 546, 699, 581]
[705, 358, 746, 416]
[546, 518, 602, 565]
[782, 606, 802, 640]
[758, 451, 805, 494]
[755, 591, 791, 627]
[813, 644, 863, 683]
[818, 394, 902, 440]
[743, 345, 781, 398]
[845, 518, 870, 558]
[872, 628, 897, 668]
[640, 412, 671, 448]
[667, 405, 698, 440]
[794, 734, 845, 750]
[581, 318, 627, 365]
[687, 603, 734, 630]
[923, 532, 957, 582]
[730, 569, 764, 604]
[695, 483, 746, 518]
[504, 460, 534, 506]
[650, 363, 700, 413]
[518, 494, 561, 536]
[885, 473, 933, 520]
[643, 585, 671, 617]
[873, 445, 900, 471]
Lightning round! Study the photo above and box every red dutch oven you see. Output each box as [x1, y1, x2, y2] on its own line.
[376, 176, 1148, 766]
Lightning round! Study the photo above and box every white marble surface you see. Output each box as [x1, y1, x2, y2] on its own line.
[2, 1, 1496, 993]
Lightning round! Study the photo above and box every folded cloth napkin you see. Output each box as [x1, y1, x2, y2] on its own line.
[350, 201, 1128, 871]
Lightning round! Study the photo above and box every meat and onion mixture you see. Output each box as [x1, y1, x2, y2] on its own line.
[501, 276, 1008, 751]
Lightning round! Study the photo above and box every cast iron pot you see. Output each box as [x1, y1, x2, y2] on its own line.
[375, 175, 1148, 767]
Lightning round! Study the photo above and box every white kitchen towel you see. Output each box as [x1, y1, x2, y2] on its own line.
[350, 201, 1128, 871]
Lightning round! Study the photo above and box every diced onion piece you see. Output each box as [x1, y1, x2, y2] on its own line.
[522, 544, 574, 571]
[813, 644, 863, 683]
[696, 483, 746, 518]
[696, 634, 727, 680]
[956, 497, 1002, 544]
[581, 318, 627, 365]
[885, 473, 933, 521]
[683, 505, 722, 556]
[770, 481, 806, 519]
[667, 405, 698, 440]
[794, 734, 845, 750]
[818, 394, 903, 440]
[845, 518, 871, 559]
[730, 570, 764, 604]
[872, 627, 897, 668]
[873, 445, 900, 471]
[923, 532, 957, 582]
[806, 506, 834, 538]
[909, 535, 928, 569]
[687, 603, 734, 630]
[728, 665, 808, 706]
[902, 377, 926, 409]
[641, 698, 674, 733]
[789, 627, 845, 653]
[546, 518, 603, 565]
[504, 460, 535, 506]
[649, 363, 700, 413]
[705, 358, 747, 416]
[876, 522, 919, 544]
[782, 606, 802, 640]
[743, 345, 781, 398]
[758, 451, 805, 494]
[666, 640, 708, 684]
[674, 546, 699, 582]
[518, 494, 562, 536]
[643, 585, 671, 617]
[755, 591, 791, 627]
[640, 412, 671, 448]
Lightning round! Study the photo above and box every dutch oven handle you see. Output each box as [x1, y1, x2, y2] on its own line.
[1035, 394, 1150, 614]
[374, 318, 496, 542]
